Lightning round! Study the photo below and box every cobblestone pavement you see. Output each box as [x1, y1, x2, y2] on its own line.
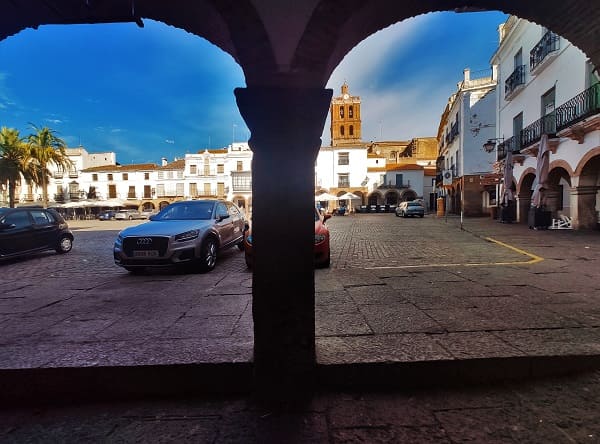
[1, 214, 600, 442]
[2, 370, 600, 442]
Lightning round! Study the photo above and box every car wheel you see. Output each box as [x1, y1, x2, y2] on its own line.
[125, 266, 145, 274]
[395, 212, 400, 217]
[198, 237, 218, 272]
[318, 252, 331, 268]
[128, 216, 133, 220]
[420, 214, 424, 218]
[55, 235, 73, 254]
[403, 212, 407, 218]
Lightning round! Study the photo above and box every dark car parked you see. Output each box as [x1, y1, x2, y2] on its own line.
[0, 207, 74, 260]
[98, 210, 116, 221]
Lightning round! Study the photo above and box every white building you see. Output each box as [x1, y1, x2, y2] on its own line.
[490, 16, 600, 228]
[12, 143, 254, 217]
[436, 67, 498, 216]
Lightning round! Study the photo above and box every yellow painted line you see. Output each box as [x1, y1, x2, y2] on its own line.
[365, 236, 543, 270]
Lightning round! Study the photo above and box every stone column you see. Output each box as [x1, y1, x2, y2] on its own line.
[235, 87, 332, 399]
[570, 185, 598, 229]
[516, 193, 531, 224]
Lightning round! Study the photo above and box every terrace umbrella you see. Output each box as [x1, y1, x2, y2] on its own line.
[531, 134, 550, 208]
[338, 192, 361, 212]
[315, 192, 338, 213]
[501, 150, 514, 206]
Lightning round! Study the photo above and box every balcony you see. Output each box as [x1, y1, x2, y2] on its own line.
[54, 172, 64, 179]
[54, 194, 65, 202]
[68, 170, 78, 178]
[377, 183, 409, 190]
[449, 121, 459, 143]
[505, 65, 526, 100]
[555, 83, 600, 134]
[530, 31, 560, 74]
[520, 114, 556, 149]
[497, 136, 521, 161]
[231, 172, 252, 192]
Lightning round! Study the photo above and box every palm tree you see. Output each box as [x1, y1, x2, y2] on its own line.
[27, 124, 73, 208]
[0, 126, 34, 208]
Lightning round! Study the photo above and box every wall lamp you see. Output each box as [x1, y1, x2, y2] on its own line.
[482, 137, 504, 153]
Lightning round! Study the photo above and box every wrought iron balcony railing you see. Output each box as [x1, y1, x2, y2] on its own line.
[555, 82, 600, 132]
[530, 31, 560, 72]
[505, 65, 526, 99]
[497, 136, 521, 161]
[521, 114, 556, 148]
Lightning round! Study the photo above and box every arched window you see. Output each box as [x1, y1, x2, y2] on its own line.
[339, 106, 344, 118]
[349, 106, 353, 118]
[340, 125, 345, 136]
[349, 125, 354, 136]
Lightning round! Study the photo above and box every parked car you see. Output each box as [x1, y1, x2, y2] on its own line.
[98, 210, 116, 221]
[395, 201, 425, 218]
[114, 209, 143, 220]
[140, 209, 157, 219]
[113, 200, 246, 273]
[0, 207, 74, 260]
[243, 207, 331, 268]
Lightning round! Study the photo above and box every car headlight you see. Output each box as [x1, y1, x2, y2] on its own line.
[314, 234, 326, 244]
[245, 234, 253, 245]
[175, 229, 199, 242]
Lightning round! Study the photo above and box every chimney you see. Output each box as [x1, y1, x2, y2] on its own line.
[161, 157, 167, 167]
[463, 68, 471, 82]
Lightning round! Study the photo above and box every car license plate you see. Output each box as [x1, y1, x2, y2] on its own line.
[133, 250, 159, 257]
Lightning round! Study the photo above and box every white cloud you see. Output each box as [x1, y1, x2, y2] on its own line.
[44, 118, 63, 124]
[321, 15, 439, 144]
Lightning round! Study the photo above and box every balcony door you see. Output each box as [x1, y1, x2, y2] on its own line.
[541, 87, 556, 134]
[513, 113, 523, 150]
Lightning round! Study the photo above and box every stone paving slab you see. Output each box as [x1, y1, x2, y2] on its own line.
[1, 215, 600, 397]
[2, 370, 599, 443]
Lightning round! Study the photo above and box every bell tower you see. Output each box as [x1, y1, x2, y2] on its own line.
[330, 82, 362, 146]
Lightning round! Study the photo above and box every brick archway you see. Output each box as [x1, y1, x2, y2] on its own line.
[3, 0, 600, 398]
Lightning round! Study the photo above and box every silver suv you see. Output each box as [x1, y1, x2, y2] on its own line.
[113, 200, 246, 273]
[114, 209, 143, 220]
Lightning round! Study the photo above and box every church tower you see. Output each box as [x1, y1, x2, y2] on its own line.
[330, 82, 362, 146]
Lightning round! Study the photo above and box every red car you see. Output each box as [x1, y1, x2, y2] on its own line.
[243, 207, 331, 268]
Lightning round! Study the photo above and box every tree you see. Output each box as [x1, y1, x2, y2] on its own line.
[0, 126, 34, 208]
[27, 124, 73, 208]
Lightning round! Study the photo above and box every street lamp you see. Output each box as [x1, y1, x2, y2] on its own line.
[483, 137, 504, 153]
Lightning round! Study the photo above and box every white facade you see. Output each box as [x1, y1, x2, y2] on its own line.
[11, 144, 254, 215]
[491, 16, 600, 228]
[315, 146, 367, 190]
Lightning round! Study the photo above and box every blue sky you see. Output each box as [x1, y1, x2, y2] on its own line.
[0, 11, 507, 165]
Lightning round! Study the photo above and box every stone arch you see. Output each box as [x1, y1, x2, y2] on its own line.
[2, 2, 599, 86]
[549, 159, 575, 178]
[384, 190, 400, 205]
[517, 167, 537, 195]
[546, 166, 573, 216]
[574, 147, 600, 178]
[367, 191, 383, 206]
[399, 189, 417, 202]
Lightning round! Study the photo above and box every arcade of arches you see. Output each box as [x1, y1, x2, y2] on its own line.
[3, 1, 599, 396]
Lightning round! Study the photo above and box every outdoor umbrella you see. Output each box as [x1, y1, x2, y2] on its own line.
[314, 192, 338, 201]
[338, 192, 361, 212]
[501, 150, 514, 206]
[531, 134, 550, 208]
